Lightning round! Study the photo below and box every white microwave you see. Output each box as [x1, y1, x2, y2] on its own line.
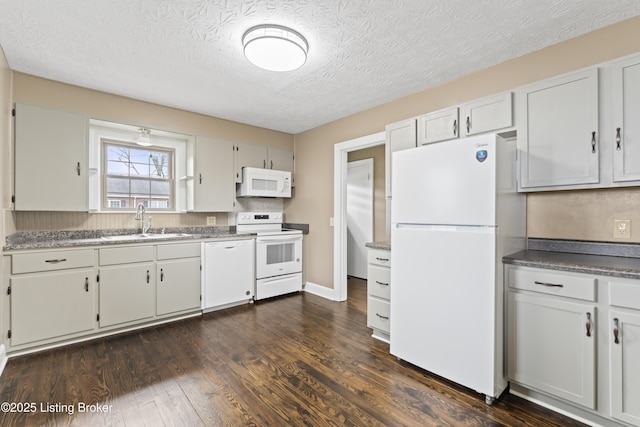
[237, 167, 292, 198]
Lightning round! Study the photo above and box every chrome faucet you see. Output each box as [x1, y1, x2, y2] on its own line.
[135, 203, 152, 233]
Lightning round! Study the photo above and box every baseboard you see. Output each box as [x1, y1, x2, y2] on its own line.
[0, 344, 7, 378]
[304, 281, 339, 301]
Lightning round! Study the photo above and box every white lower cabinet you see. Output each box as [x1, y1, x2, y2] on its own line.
[10, 269, 95, 347]
[507, 292, 596, 408]
[507, 264, 640, 427]
[99, 263, 155, 328]
[366, 247, 391, 342]
[3, 241, 204, 355]
[157, 257, 201, 316]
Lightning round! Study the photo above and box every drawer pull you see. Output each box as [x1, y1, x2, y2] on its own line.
[375, 257, 389, 262]
[376, 313, 389, 320]
[375, 280, 389, 286]
[616, 127, 622, 151]
[613, 318, 620, 344]
[146, 270, 150, 284]
[591, 131, 597, 154]
[45, 258, 67, 264]
[85, 277, 89, 292]
[585, 312, 592, 337]
[534, 280, 564, 288]
[453, 119, 457, 136]
[160, 268, 164, 282]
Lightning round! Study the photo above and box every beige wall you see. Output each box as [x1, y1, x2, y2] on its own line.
[347, 145, 387, 242]
[10, 73, 293, 231]
[287, 16, 640, 290]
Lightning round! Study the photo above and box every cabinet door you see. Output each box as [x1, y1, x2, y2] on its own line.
[385, 119, 416, 197]
[610, 310, 640, 426]
[156, 258, 201, 316]
[99, 263, 154, 327]
[517, 68, 599, 189]
[193, 136, 235, 212]
[507, 292, 596, 409]
[267, 147, 294, 173]
[612, 54, 640, 183]
[10, 269, 95, 346]
[14, 103, 87, 211]
[234, 142, 268, 182]
[461, 92, 512, 137]
[417, 107, 458, 145]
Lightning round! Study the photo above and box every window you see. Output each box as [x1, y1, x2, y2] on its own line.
[88, 119, 190, 212]
[103, 141, 174, 210]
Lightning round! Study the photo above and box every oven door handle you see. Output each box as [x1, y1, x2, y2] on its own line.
[257, 237, 302, 243]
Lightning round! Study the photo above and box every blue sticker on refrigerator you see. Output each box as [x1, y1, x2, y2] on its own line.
[476, 150, 488, 163]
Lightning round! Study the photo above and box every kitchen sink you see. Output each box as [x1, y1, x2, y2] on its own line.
[101, 233, 192, 241]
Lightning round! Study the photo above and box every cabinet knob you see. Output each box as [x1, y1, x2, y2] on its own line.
[585, 312, 592, 337]
[591, 131, 597, 154]
[613, 318, 620, 344]
[616, 127, 622, 151]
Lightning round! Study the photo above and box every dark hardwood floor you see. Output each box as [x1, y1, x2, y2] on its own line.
[0, 277, 585, 426]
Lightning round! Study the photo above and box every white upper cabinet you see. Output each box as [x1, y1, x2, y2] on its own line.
[612, 53, 640, 183]
[461, 92, 513, 137]
[192, 136, 235, 212]
[385, 118, 416, 198]
[14, 103, 88, 211]
[417, 107, 459, 145]
[517, 68, 600, 190]
[234, 142, 294, 183]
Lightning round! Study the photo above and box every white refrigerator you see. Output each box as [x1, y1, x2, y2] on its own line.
[390, 133, 525, 404]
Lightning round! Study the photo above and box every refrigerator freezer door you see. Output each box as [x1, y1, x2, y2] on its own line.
[391, 134, 497, 226]
[390, 224, 502, 397]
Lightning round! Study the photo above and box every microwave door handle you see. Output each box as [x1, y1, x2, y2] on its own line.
[277, 176, 284, 193]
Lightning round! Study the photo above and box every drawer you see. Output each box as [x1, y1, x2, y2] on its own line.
[157, 242, 201, 260]
[609, 280, 640, 310]
[368, 249, 391, 267]
[508, 266, 596, 301]
[12, 249, 95, 274]
[368, 265, 390, 299]
[367, 297, 390, 333]
[99, 246, 154, 266]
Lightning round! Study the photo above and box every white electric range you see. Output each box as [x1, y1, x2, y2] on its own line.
[236, 212, 302, 300]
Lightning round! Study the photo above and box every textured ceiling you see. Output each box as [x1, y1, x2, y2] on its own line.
[1, 1, 639, 134]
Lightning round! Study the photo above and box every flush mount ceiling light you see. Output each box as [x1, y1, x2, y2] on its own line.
[136, 128, 152, 146]
[242, 24, 308, 72]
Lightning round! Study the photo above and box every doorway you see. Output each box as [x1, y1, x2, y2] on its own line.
[333, 131, 385, 301]
[347, 158, 373, 279]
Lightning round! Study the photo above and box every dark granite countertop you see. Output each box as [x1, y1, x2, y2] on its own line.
[503, 238, 640, 280]
[366, 241, 390, 251]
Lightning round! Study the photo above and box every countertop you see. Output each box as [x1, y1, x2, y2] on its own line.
[503, 238, 640, 280]
[3, 223, 309, 252]
[365, 241, 390, 251]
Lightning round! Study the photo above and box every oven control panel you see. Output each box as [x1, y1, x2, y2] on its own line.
[237, 211, 283, 225]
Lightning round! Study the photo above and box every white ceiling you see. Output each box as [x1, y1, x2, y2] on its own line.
[1, 1, 639, 134]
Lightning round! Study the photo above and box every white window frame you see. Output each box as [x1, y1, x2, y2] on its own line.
[88, 120, 189, 213]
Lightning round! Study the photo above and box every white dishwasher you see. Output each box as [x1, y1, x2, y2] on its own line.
[202, 239, 254, 313]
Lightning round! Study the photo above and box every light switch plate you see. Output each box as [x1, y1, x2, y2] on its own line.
[613, 219, 631, 239]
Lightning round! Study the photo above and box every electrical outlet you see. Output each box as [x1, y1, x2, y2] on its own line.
[206, 216, 216, 226]
[614, 219, 631, 239]
[329, 217, 334, 227]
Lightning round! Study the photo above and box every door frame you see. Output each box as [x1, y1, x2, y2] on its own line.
[333, 131, 385, 301]
[346, 158, 374, 279]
